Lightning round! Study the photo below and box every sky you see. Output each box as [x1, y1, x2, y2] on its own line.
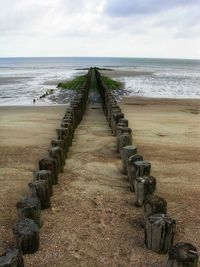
[0, 0, 200, 59]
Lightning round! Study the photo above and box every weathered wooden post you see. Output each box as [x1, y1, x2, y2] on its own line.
[112, 112, 124, 135]
[128, 154, 143, 188]
[130, 160, 151, 192]
[119, 118, 128, 127]
[63, 116, 74, 133]
[16, 197, 41, 227]
[166, 242, 198, 267]
[29, 180, 51, 209]
[61, 122, 72, 146]
[116, 127, 132, 153]
[121, 146, 137, 175]
[62, 118, 74, 136]
[39, 157, 58, 185]
[108, 104, 120, 124]
[49, 146, 63, 173]
[33, 170, 53, 197]
[70, 103, 79, 127]
[0, 249, 24, 267]
[117, 122, 128, 129]
[110, 106, 123, 130]
[13, 219, 39, 254]
[57, 128, 69, 153]
[144, 194, 167, 222]
[72, 102, 81, 125]
[51, 139, 66, 164]
[134, 176, 156, 206]
[145, 214, 176, 254]
[119, 133, 132, 156]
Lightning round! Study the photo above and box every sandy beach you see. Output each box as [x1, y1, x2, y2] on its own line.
[0, 96, 199, 266]
[120, 97, 200, 248]
[0, 105, 66, 253]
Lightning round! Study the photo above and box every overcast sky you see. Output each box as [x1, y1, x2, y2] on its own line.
[0, 0, 200, 59]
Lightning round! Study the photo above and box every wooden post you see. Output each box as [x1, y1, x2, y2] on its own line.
[63, 115, 74, 131]
[51, 139, 66, 164]
[166, 242, 198, 267]
[13, 219, 39, 254]
[112, 112, 124, 135]
[128, 154, 143, 190]
[57, 128, 69, 153]
[119, 133, 132, 156]
[39, 157, 58, 185]
[130, 160, 151, 192]
[110, 108, 121, 129]
[117, 122, 127, 129]
[144, 194, 167, 222]
[119, 118, 128, 127]
[33, 170, 53, 197]
[116, 127, 132, 153]
[62, 118, 74, 138]
[0, 249, 24, 267]
[145, 214, 176, 254]
[108, 105, 120, 125]
[29, 180, 51, 209]
[121, 145, 137, 175]
[49, 146, 63, 173]
[16, 197, 41, 228]
[134, 176, 156, 207]
[61, 123, 72, 146]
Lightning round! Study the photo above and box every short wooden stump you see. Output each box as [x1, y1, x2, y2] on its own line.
[13, 219, 39, 255]
[145, 214, 176, 254]
[0, 249, 24, 267]
[121, 145, 137, 175]
[166, 242, 198, 267]
[29, 180, 51, 209]
[134, 176, 156, 207]
[16, 197, 41, 227]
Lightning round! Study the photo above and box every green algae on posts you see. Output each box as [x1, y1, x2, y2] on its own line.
[101, 76, 123, 90]
[57, 75, 86, 90]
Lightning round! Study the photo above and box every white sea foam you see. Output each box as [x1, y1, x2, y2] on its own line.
[0, 67, 84, 105]
[118, 67, 200, 99]
[0, 57, 200, 105]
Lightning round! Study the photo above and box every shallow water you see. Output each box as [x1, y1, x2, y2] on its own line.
[0, 57, 200, 105]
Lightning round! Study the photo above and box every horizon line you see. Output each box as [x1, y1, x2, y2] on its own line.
[0, 56, 200, 61]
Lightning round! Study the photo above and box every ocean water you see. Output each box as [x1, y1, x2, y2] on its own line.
[0, 57, 200, 105]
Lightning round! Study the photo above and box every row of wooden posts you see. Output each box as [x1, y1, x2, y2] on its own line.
[0, 70, 93, 266]
[94, 68, 199, 267]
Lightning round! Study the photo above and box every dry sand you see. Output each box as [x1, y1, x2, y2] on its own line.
[0, 97, 199, 266]
[0, 106, 66, 253]
[120, 97, 200, 253]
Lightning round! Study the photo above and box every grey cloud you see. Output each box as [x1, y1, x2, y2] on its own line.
[104, 0, 200, 16]
[0, 0, 87, 35]
[0, 1, 47, 34]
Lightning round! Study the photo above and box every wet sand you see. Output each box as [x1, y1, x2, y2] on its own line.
[0, 98, 199, 266]
[101, 69, 153, 78]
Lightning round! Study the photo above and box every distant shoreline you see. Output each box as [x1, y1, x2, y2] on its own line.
[0, 57, 200, 104]
[0, 56, 200, 61]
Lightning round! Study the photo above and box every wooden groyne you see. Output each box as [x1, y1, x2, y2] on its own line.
[94, 67, 199, 266]
[0, 68, 198, 266]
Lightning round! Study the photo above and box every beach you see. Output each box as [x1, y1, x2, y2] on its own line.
[0, 105, 66, 254]
[0, 96, 199, 266]
[120, 97, 200, 247]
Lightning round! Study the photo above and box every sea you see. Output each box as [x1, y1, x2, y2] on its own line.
[0, 57, 200, 105]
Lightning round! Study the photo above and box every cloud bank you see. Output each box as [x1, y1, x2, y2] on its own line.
[0, 0, 200, 58]
[104, 0, 199, 16]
